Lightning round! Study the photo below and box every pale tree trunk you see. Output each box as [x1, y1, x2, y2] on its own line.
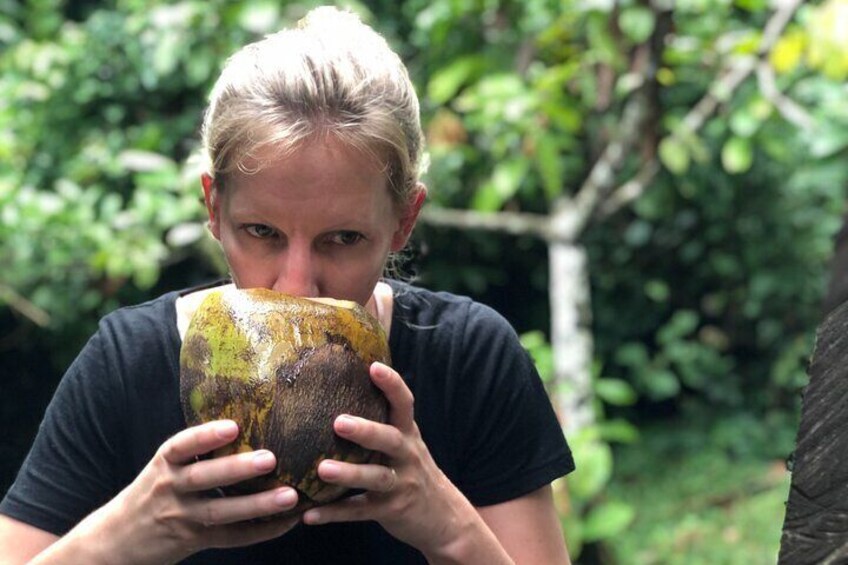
[548, 239, 594, 435]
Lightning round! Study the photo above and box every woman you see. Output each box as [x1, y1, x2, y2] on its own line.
[0, 7, 574, 563]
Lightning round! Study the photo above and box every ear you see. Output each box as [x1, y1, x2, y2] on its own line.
[391, 183, 427, 252]
[201, 173, 222, 241]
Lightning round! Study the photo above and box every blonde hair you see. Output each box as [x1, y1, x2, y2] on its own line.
[200, 6, 424, 207]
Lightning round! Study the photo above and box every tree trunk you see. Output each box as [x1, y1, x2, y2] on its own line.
[779, 300, 848, 564]
[549, 238, 594, 434]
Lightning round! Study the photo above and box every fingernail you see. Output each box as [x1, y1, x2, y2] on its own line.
[275, 488, 297, 507]
[253, 450, 276, 471]
[304, 509, 322, 524]
[215, 420, 238, 439]
[321, 460, 341, 479]
[336, 415, 356, 434]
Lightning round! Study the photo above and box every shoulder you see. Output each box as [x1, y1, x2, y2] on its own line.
[387, 279, 471, 316]
[60, 289, 185, 403]
[386, 279, 526, 381]
[95, 290, 180, 352]
[91, 280, 230, 378]
[387, 279, 511, 334]
[101, 290, 179, 327]
[97, 279, 229, 345]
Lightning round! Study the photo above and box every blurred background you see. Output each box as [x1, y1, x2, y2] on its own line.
[1, 0, 847, 562]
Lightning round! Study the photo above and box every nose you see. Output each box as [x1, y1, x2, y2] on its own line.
[272, 242, 320, 298]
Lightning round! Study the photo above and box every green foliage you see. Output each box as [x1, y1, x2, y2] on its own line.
[772, 0, 848, 80]
[607, 416, 792, 563]
[522, 331, 639, 556]
[0, 0, 318, 339]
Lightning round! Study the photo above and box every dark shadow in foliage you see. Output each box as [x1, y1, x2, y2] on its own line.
[821, 213, 848, 318]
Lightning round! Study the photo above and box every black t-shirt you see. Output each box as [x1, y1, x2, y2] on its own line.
[1, 280, 574, 563]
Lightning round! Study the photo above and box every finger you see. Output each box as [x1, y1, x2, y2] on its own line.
[209, 514, 301, 549]
[160, 420, 239, 465]
[190, 486, 299, 527]
[370, 362, 415, 430]
[302, 494, 373, 526]
[175, 449, 278, 492]
[317, 460, 398, 494]
[333, 415, 406, 459]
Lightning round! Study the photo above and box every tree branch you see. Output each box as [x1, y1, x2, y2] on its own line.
[679, 0, 802, 136]
[419, 206, 551, 239]
[0, 284, 50, 327]
[566, 92, 649, 236]
[756, 61, 814, 131]
[599, 160, 662, 218]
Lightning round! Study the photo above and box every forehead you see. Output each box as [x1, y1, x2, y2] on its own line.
[222, 138, 396, 218]
[238, 136, 386, 185]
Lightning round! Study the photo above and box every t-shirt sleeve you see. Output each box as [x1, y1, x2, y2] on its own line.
[0, 328, 125, 535]
[452, 302, 574, 506]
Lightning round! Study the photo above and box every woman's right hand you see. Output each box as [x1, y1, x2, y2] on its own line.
[36, 420, 300, 565]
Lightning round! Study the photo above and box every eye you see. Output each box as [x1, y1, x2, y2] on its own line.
[244, 224, 277, 239]
[327, 231, 365, 246]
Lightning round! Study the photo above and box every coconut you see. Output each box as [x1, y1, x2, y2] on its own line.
[179, 287, 390, 514]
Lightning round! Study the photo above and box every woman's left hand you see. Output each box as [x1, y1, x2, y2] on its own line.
[301, 362, 483, 559]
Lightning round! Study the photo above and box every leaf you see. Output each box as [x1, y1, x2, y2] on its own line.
[619, 7, 655, 44]
[729, 108, 760, 138]
[644, 279, 670, 302]
[568, 438, 613, 499]
[152, 33, 181, 79]
[656, 67, 675, 85]
[118, 149, 174, 172]
[534, 134, 564, 200]
[582, 500, 636, 542]
[560, 514, 584, 562]
[659, 137, 690, 175]
[633, 184, 673, 220]
[623, 220, 652, 247]
[427, 55, 485, 105]
[520, 330, 554, 383]
[586, 12, 622, 66]
[469, 182, 502, 213]
[595, 378, 637, 406]
[540, 101, 582, 132]
[658, 310, 699, 344]
[721, 136, 753, 174]
[454, 73, 527, 116]
[596, 419, 640, 443]
[769, 30, 806, 75]
[471, 158, 529, 212]
[809, 120, 848, 158]
[734, 0, 767, 11]
[0, 18, 18, 44]
[615, 342, 650, 368]
[535, 63, 580, 93]
[641, 369, 680, 400]
[166, 222, 205, 247]
[238, 1, 281, 34]
[806, 0, 848, 79]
